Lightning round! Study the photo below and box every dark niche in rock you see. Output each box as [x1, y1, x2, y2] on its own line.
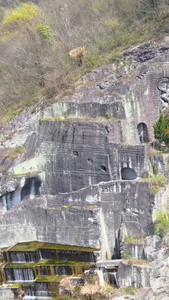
[137, 122, 149, 143]
[0, 176, 41, 211]
[101, 165, 107, 172]
[121, 167, 137, 180]
[73, 150, 79, 156]
[21, 177, 41, 200]
[87, 158, 93, 165]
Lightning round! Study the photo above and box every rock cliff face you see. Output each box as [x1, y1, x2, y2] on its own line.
[1, 37, 169, 297]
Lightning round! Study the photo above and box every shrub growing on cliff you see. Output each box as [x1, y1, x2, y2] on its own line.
[153, 164, 158, 175]
[148, 174, 167, 193]
[155, 210, 169, 237]
[154, 114, 169, 145]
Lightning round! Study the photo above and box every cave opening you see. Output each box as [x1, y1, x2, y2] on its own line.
[137, 122, 149, 143]
[121, 167, 137, 180]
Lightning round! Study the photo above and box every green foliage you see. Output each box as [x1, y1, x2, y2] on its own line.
[4, 146, 25, 159]
[124, 236, 145, 243]
[105, 110, 111, 119]
[39, 259, 88, 266]
[91, 0, 108, 12]
[154, 114, 164, 140]
[84, 53, 103, 68]
[6, 108, 24, 123]
[148, 147, 162, 157]
[148, 175, 167, 193]
[2, 3, 40, 26]
[6, 262, 36, 268]
[105, 17, 119, 37]
[105, 18, 119, 29]
[123, 251, 130, 260]
[126, 258, 149, 265]
[119, 286, 137, 295]
[154, 114, 169, 145]
[155, 210, 169, 237]
[100, 282, 116, 295]
[36, 23, 52, 38]
[55, 296, 77, 300]
[7, 283, 20, 287]
[153, 165, 158, 175]
[128, 286, 136, 295]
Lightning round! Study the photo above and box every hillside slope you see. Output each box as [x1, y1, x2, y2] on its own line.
[0, 0, 169, 124]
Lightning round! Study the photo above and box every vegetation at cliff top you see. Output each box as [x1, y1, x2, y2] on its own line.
[125, 257, 149, 265]
[124, 236, 145, 244]
[0, 0, 169, 125]
[155, 210, 169, 237]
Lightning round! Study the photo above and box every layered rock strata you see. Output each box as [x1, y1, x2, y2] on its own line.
[0, 39, 169, 269]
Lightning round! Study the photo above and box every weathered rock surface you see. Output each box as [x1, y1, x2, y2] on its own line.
[0, 180, 155, 258]
[0, 39, 169, 248]
[1, 37, 169, 298]
[113, 235, 169, 299]
[116, 260, 151, 288]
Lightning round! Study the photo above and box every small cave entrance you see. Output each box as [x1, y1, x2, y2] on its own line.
[121, 167, 137, 180]
[137, 123, 149, 143]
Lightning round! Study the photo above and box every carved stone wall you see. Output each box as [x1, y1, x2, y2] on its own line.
[0, 39, 169, 257]
[0, 180, 154, 258]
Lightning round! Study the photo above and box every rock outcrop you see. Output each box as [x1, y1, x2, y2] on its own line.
[1, 37, 169, 298]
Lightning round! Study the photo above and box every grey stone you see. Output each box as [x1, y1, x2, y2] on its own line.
[121, 242, 145, 260]
[116, 261, 151, 288]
